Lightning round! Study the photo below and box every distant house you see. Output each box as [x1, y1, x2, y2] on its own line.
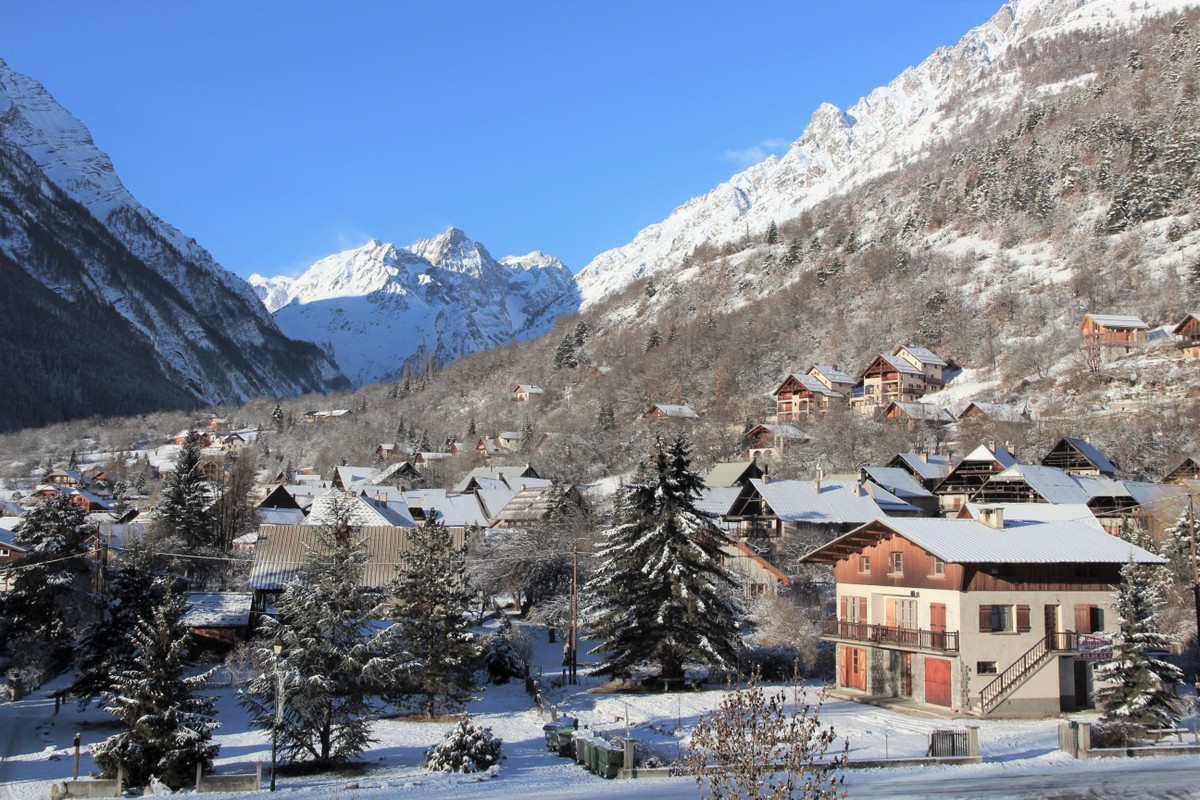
[773, 373, 844, 421]
[174, 430, 212, 447]
[512, 384, 544, 402]
[454, 464, 544, 494]
[891, 345, 948, 386]
[1080, 313, 1150, 360]
[854, 354, 928, 412]
[375, 443, 402, 463]
[882, 402, 954, 425]
[476, 437, 503, 458]
[703, 461, 765, 489]
[183, 591, 253, 648]
[721, 537, 793, 599]
[1172, 312, 1200, 357]
[332, 465, 380, 490]
[1040, 438, 1118, 478]
[644, 403, 700, 421]
[219, 432, 247, 454]
[745, 423, 807, 462]
[933, 444, 1019, 513]
[303, 409, 351, 423]
[198, 459, 227, 483]
[860, 466, 939, 516]
[805, 364, 855, 396]
[0, 522, 28, 592]
[45, 468, 84, 488]
[1162, 455, 1200, 484]
[888, 452, 952, 491]
[958, 402, 1033, 425]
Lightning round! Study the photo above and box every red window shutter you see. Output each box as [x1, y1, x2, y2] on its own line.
[858, 597, 867, 622]
[1075, 604, 1092, 634]
[1016, 605, 1031, 633]
[979, 605, 993, 633]
[840, 596, 848, 621]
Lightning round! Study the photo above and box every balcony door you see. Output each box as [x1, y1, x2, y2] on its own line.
[930, 603, 947, 649]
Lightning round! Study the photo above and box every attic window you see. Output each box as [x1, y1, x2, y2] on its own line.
[888, 551, 903, 576]
[858, 555, 871, 574]
[931, 557, 945, 577]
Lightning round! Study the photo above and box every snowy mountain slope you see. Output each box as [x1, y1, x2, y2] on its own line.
[252, 229, 579, 386]
[0, 57, 347, 428]
[574, 0, 1198, 306]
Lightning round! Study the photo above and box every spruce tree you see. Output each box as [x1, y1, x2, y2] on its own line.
[1096, 559, 1184, 729]
[377, 518, 477, 717]
[71, 541, 166, 707]
[553, 332, 578, 369]
[588, 434, 741, 684]
[91, 592, 219, 790]
[4, 492, 91, 661]
[153, 431, 214, 555]
[240, 499, 378, 765]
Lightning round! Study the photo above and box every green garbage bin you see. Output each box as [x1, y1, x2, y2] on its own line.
[542, 718, 577, 754]
[594, 740, 623, 778]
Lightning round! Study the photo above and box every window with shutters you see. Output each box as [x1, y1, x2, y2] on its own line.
[840, 595, 868, 623]
[889, 551, 904, 576]
[979, 604, 1030, 633]
[858, 555, 871, 574]
[1074, 604, 1104, 633]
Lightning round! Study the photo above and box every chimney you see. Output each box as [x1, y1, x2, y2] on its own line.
[920, 451, 929, 463]
[979, 506, 1005, 530]
[762, 464, 770, 484]
[813, 466, 824, 494]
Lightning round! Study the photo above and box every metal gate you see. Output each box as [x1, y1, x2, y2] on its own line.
[928, 729, 969, 757]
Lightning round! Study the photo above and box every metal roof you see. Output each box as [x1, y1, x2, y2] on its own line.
[988, 464, 1093, 504]
[962, 502, 1105, 532]
[895, 345, 948, 367]
[874, 353, 924, 376]
[1085, 314, 1150, 329]
[749, 478, 913, 525]
[961, 444, 1020, 468]
[183, 592, 252, 628]
[304, 492, 415, 528]
[862, 467, 933, 498]
[959, 402, 1031, 423]
[888, 402, 954, 422]
[891, 453, 952, 482]
[807, 364, 854, 384]
[651, 403, 700, 418]
[697, 487, 742, 517]
[803, 517, 1165, 565]
[1058, 438, 1119, 475]
[704, 462, 759, 488]
[777, 373, 842, 398]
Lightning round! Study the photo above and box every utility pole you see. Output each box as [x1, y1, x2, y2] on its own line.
[570, 544, 578, 686]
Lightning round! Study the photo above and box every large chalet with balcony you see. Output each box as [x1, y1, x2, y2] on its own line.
[802, 514, 1164, 717]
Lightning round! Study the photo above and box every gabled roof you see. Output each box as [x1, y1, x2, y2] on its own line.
[806, 364, 854, 385]
[961, 502, 1104, 532]
[863, 353, 924, 377]
[1172, 313, 1200, 333]
[893, 345, 947, 367]
[453, 464, 542, 493]
[1042, 437, 1119, 477]
[984, 464, 1092, 504]
[741, 478, 914, 525]
[1083, 313, 1150, 330]
[402, 489, 489, 528]
[748, 423, 808, 440]
[704, 461, 764, 488]
[961, 443, 1020, 468]
[335, 465, 379, 489]
[802, 517, 1164, 566]
[697, 487, 742, 518]
[260, 507, 306, 525]
[861, 467, 933, 499]
[774, 373, 842, 398]
[514, 384, 544, 394]
[889, 452, 952, 482]
[648, 403, 700, 419]
[885, 402, 954, 423]
[304, 492, 415, 528]
[368, 461, 421, 486]
[959, 402, 1032, 423]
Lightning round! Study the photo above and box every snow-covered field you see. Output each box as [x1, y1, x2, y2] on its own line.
[1, 623, 1197, 800]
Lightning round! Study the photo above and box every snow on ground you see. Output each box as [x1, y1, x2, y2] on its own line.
[0, 622, 1196, 800]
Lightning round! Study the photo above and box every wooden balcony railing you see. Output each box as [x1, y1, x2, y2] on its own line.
[824, 619, 960, 653]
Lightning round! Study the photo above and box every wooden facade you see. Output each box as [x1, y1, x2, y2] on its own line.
[1173, 313, 1200, 357]
[773, 373, 842, 421]
[1079, 314, 1149, 358]
[856, 355, 927, 411]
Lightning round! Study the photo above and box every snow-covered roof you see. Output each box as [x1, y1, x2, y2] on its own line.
[1084, 313, 1150, 330]
[776, 373, 842, 398]
[696, 487, 741, 517]
[704, 462, 760, 488]
[959, 402, 1031, 423]
[806, 364, 854, 384]
[890, 452, 952, 482]
[961, 443, 1020, 468]
[259, 507, 306, 526]
[402, 489, 489, 528]
[335, 465, 380, 488]
[861, 467, 933, 499]
[986, 464, 1092, 504]
[1055, 438, 1119, 476]
[870, 353, 924, 376]
[304, 492, 415, 528]
[894, 345, 947, 367]
[805, 517, 1164, 566]
[751, 423, 808, 440]
[514, 384, 544, 394]
[887, 402, 954, 422]
[962, 502, 1104, 532]
[649, 403, 700, 418]
[183, 592, 253, 628]
[746, 478, 914, 525]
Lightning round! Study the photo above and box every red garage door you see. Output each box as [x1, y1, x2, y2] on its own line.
[926, 657, 952, 707]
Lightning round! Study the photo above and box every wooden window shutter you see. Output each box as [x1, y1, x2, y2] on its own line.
[858, 597, 867, 622]
[840, 596, 847, 621]
[1074, 604, 1092, 634]
[1016, 605, 1031, 633]
[979, 605, 993, 632]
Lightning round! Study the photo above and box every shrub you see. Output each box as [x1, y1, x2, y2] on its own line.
[424, 715, 503, 773]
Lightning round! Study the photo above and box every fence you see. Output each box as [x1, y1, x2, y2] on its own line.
[49, 763, 261, 799]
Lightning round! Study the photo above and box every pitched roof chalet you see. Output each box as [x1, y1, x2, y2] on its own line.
[775, 373, 842, 398]
[894, 344, 947, 367]
[649, 403, 700, 418]
[1083, 313, 1150, 329]
[886, 402, 954, 422]
[803, 517, 1164, 566]
[890, 452, 952, 481]
[806, 364, 854, 384]
[743, 478, 915, 525]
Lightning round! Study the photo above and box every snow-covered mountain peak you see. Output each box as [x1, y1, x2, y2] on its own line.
[406, 226, 495, 277]
[502, 251, 569, 273]
[573, 0, 1195, 307]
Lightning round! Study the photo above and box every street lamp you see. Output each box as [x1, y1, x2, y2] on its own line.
[270, 638, 284, 792]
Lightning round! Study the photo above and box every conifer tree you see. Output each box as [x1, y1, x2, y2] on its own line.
[153, 430, 214, 555]
[91, 592, 219, 790]
[3, 492, 91, 661]
[588, 434, 741, 684]
[377, 518, 477, 717]
[553, 332, 578, 369]
[240, 499, 378, 765]
[71, 541, 166, 707]
[1096, 559, 1184, 729]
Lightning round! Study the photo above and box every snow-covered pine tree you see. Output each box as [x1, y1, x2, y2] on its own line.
[71, 540, 167, 707]
[1096, 558, 1184, 729]
[553, 332, 578, 369]
[3, 492, 91, 663]
[1161, 506, 1199, 580]
[91, 591, 219, 790]
[424, 715, 502, 773]
[587, 434, 742, 685]
[239, 498, 378, 765]
[377, 517, 477, 717]
[152, 430, 215, 557]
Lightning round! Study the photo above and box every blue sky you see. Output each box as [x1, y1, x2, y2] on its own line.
[0, 1, 1000, 278]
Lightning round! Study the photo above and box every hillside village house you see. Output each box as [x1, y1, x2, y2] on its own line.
[802, 515, 1164, 717]
[805, 364, 855, 395]
[744, 423, 807, 462]
[1040, 437, 1118, 477]
[887, 452, 952, 491]
[1079, 313, 1150, 360]
[1162, 455, 1200, 484]
[644, 403, 700, 422]
[1172, 312, 1200, 357]
[957, 402, 1033, 426]
[773, 373, 845, 421]
[512, 384, 544, 402]
[933, 444, 1019, 513]
[882, 402, 955, 426]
